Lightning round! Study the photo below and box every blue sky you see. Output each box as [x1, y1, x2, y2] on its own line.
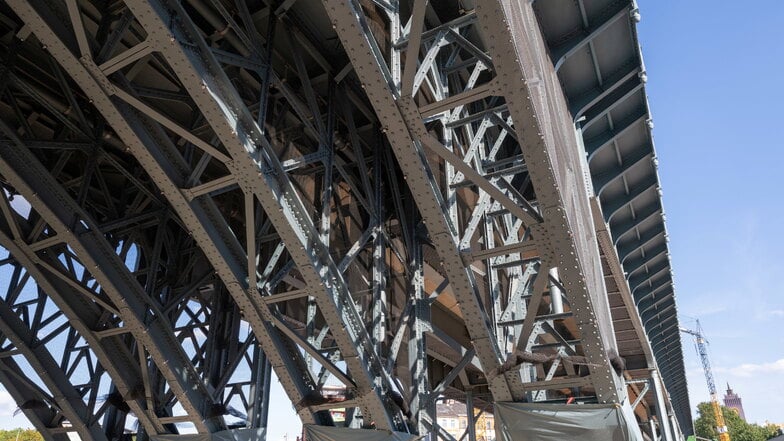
[638, 0, 784, 425]
[1, 0, 783, 438]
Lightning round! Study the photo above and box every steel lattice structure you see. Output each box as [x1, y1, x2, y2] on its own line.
[0, 0, 691, 440]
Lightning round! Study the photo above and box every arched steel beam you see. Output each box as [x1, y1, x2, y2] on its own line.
[648, 340, 683, 366]
[2, 0, 324, 426]
[637, 289, 675, 316]
[0, 212, 159, 434]
[618, 222, 666, 264]
[632, 273, 672, 304]
[603, 175, 658, 223]
[653, 336, 682, 363]
[646, 319, 679, 345]
[651, 340, 681, 368]
[623, 242, 668, 277]
[119, 0, 406, 427]
[647, 318, 678, 342]
[655, 340, 686, 360]
[641, 302, 677, 329]
[0, 360, 69, 441]
[585, 109, 648, 160]
[0, 286, 108, 441]
[593, 148, 654, 197]
[571, 62, 642, 121]
[610, 200, 662, 245]
[630, 266, 671, 299]
[551, 1, 632, 71]
[319, 0, 529, 406]
[0, 135, 222, 433]
[475, 0, 625, 403]
[580, 67, 645, 129]
[628, 257, 670, 291]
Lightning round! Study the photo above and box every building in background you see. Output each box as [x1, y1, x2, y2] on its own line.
[436, 400, 494, 441]
[723, 384, 746, 421]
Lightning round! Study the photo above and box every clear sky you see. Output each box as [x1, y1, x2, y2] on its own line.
[638, 0, 784, 426]
[1, 0, 783, 438]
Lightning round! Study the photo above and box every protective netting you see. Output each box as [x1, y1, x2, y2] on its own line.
[303, 425, 421, 441]
[151, 428, 265, 441]
[494, 401, 643, 441]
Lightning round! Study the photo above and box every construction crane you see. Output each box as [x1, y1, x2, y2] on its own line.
[680, 321, 730, 441]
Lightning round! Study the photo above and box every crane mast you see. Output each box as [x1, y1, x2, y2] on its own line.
[680, 322, 730, 441]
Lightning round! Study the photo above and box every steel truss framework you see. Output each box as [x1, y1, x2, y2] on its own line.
[0, 0, 689, 440]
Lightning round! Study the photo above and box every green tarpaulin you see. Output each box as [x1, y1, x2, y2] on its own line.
[303, 425, 421, 441]
[494, 401, 644, 441]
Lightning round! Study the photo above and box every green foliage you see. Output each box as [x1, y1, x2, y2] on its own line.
[0, 429, 44, 441]
[694, 402, 780, 441]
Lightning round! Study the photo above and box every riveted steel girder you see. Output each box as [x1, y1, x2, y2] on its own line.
[0, 0, 692, 437]
[117, 0, 406, 428]
[0, 212, 160, 434]
[0, 136, 222, 432]
[1, 0, 326, 428]
[322, 0, 624, 405]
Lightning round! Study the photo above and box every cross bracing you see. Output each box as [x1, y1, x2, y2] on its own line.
[0, 0, 690, 440]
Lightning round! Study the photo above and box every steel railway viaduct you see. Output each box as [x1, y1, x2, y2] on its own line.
[0, 0, 691, 439]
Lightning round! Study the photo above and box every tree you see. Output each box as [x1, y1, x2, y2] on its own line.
[694, 402, 780, 441]
[0, 429, 43, 441]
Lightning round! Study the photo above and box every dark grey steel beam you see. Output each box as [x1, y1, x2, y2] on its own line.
[321, 0, 523, 404]
[632, 275, 672, 304]
[0, 282, 108, 441]
[629, 264, 671, 297]
[580, 69, 645, 129]
[628, 258, 670, 291]
[120, 0, 404, 427]
[572, 62, 642, 121]
[2, 0, 323, 427]
[585, 110, 648, 159]
[475, 0, 625, 403]
[603, 175, 659, 222]
[0, 361, 68, 441]
[623, 242, 668, 276]
[552, 1, 632, 71]
[593, 149, 654, 196]
[0, 215, 160, 434]
[0, 135, 220, 432]
[638, 295, 675, 318]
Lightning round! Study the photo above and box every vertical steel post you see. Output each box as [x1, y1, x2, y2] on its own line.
[409, 229, 434, 437]
[466, 390, 477, 441]
[548, 267, 563, 314]
[249, 345, 272, 439]
[372, 140, 387, 357]
[669, 413, 682, 441]
[651, 369, 673, 441]
[650, 418, 659, 441]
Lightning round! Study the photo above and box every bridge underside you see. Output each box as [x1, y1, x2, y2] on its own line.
[0, 0, 690, 440]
